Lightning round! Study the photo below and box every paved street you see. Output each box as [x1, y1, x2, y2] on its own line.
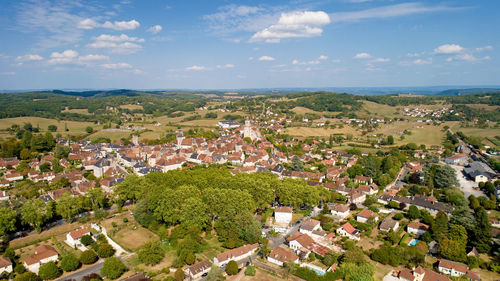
[56, 260, 105, 281]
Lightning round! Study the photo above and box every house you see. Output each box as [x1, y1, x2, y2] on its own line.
[0, 191, 9, 201]
[274, 207, 293, 225]
[358, 184, 378, 195]
[348, 190, 366, 204]
[407, 221, 429, 236]
[463, 161, 498, 183]
[213, 243, 259, 267]
[328, 203, 350, 219]
[356, 209, 379, 223]
[354, 175, 372, 184]
[267, 247, 299, 266]
[397, 266, 451, 281]
[379, 217, 399, 232]
[23, 245, 58, 274]
[184, 260, 211, 280]
[299, 219, 321, 235]
[66, 227, 91, 247]
[0, 256, 12, 274]
[287, 233, 331, 258]
[336, 222, 360, 241]
[438, 259, 468, 277]
[217, 120, 241, 129]
[445, 154, 468, 166]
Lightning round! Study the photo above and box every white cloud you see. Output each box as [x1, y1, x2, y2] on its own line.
[332, 59, 342, 63]
[354, 52, 372, 59]
[48, 50, 79, 64]
[102, 20, 140, 30]
[101, 63, 132, 69]
[185, 65, 206, 71]
[331, 3, 461, 23]
[371, 57, 390, 63]
[147, 25, 162, 34]
[447, 54, 490, 62]
[88, 34, 143, 54]
[78, 18, 99, 30]
[216, 64, 235, 69]
[292, 59, 320, 65]
[434, 44, 463, 54]
[251, 11, 330, 43]
[16, 54, 43, 62]
[258, 56, 275, 61]
[77, 18, 140, 30]
[407, 53, 420, 57]
[203, 4, 274, 35]
[78, 54, 109, 62]
[475, 45, 493, 52]
[318, 55, 328, 60]
[413, 58, 432, 65]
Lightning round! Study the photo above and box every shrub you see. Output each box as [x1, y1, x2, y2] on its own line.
[80, 250, 98, 264]
[137, 240, 165, 266]
[97, 243, 115, 258]
[123, 218, 128, 223]
[184, 253, 195, 265]
[100, 257, 127, 280]
[393, 213, 404, 220]
[61, 254, 81, 272]
[111, 222, 117, 228]
[244, 266, 256, 276]
[80, 235, 93, 246]
[225, 260, 238, 275]
[38, 262, 61, 280]
[14, 264, 27, 274]
[174, 269, 185, 281]
[14, 272, 39, 281]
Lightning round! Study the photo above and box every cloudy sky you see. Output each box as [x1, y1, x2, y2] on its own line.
[0, 0, 499, 90]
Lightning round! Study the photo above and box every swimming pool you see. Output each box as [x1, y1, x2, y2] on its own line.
[409, 239, 419, 246]
[307, 266, 326, 276]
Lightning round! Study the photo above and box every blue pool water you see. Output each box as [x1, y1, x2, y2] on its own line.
[308, 266, 325, 276]
[409, 239, 419, 246]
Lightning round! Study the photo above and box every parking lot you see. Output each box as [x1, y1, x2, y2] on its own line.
[450, 164, 486, 198]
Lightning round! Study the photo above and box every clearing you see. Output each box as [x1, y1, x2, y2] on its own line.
[101, 212, 158, 252]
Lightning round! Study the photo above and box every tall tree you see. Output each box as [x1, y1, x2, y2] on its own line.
[433, 164, 458, 188]
[0, 207, 17, 236]
[432, 211, 448, 241]
[21, 198, 51, 232]
[56, 192, 81, 221]
[470, 208, 492, 253]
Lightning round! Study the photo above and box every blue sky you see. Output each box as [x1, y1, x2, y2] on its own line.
[0, 0, 499, 90]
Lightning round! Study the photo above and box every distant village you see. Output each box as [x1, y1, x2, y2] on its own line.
[0, 116, 498, 281]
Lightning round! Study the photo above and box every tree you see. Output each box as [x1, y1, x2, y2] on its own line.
[205, 265, 225, 281]
[174, 268, 185, 281]
[56, 192, 80, 221]
[97, 243, 115, 258]
[85, 126, 94, 134]
[60, 254, 81, 272]
[245, 266, 256, 276]
[21, 198, 51, 232]
[48, 125, 57, 132]
[407, 205, 420, 220]
[100, 257, 127, 280]
[80, 250, 98, 264]
[290, 156, 304, 171]
[432, 211, 448, 241]
[433, 165, 458, 188]
[180, 197, 209, 229]
[0, 207, 17, 236]
[14, 272, 39, 281]
[80, 235, 93, 246]
[386, 135, 394, 145]
[470, 208, 492, 253]
[137, 240, 165, 265]
[38, 262, 61, 280]
[225, 260, 238, 275]
[185, 253, 195, 265]
[439, 238, 466, 262]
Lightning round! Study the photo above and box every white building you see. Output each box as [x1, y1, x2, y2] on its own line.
[274, 207, 293, 225]
[0, 257, 12, 274]
[66, 227, 91, 247]
[407, 221, 429, 237]
[438, 259, 468, 277]
[213, 243, 259, 267]
[336, 222, 360, 241]
[267, 247, 299, 266]
[184, 260, 211, 280]
[23, 245, 58, 274]
[356, 209, 379, 224]
[217, 120, 241, 129]
[329, 203, 350, 219]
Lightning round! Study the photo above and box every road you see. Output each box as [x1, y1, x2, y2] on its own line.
[56, 260, 105, 281]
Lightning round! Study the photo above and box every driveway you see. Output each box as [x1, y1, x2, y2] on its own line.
[449, 164, 485, 198]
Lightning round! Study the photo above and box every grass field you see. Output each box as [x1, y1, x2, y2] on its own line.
[119, 104, 144, 110]
[360, 101, 400, 118]
[61, 108, 91, 115]
[285, 126, 359, 137]
[292, 106, 329, 115]
[101, 212, 158, 252]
